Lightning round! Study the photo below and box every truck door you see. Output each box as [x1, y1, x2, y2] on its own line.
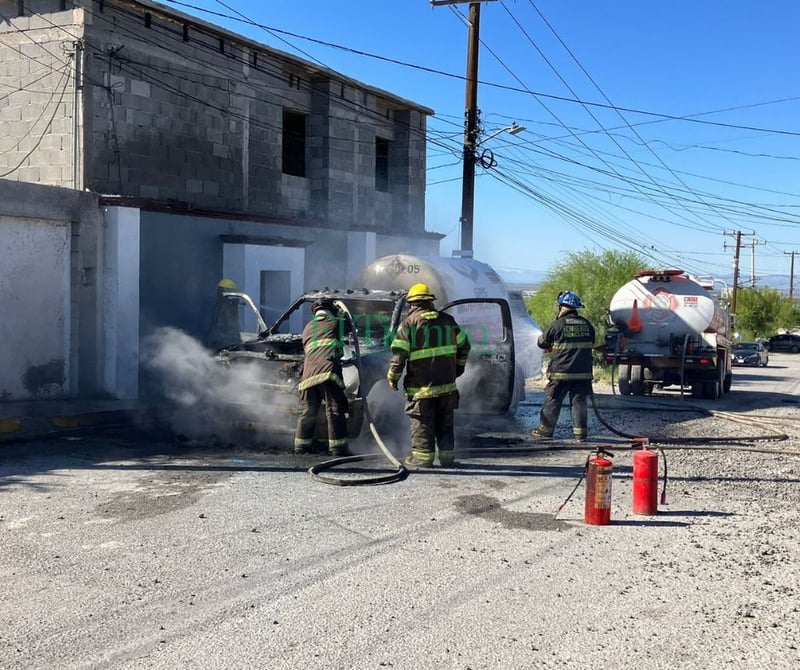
[207, 291, 268, 350]
[441, 298, 515, 415]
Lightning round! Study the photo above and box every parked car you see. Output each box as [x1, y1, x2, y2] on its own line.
[766, 333, 800, 354]
[732, 342, 769, 367]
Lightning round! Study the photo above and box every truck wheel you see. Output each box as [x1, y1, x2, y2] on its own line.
[690, 382, 704, 399]
[617, 364, 632, 396]
[791, 345, 799, 354]
[630, 365, 645, 396]
[705, 365, 723, 400]
[723, 373, 732, 393]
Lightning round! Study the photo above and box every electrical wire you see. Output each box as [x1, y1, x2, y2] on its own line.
[0, 67, 71, 178]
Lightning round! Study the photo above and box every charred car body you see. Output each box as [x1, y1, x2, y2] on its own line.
[212, 287, 517, 442]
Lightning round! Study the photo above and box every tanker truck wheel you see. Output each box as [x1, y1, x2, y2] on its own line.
[617, 364, 632, 395]
[643, 367, 655, 395]
[629, 365, 645, 396]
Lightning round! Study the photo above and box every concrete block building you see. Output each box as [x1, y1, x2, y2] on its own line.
[0, 0, 441, 400]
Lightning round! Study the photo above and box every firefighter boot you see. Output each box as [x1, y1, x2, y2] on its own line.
[328, 438, 351, 457]
[530, 426, 553, 441]
[293, 438, 314, 455]
[438, 450, 457, 468]
[404, 450, 434, 469]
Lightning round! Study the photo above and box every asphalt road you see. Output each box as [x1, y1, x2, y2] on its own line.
[1, 356, 799, 669]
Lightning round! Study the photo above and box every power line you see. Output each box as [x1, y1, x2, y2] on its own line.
[159, 0, 800, 138]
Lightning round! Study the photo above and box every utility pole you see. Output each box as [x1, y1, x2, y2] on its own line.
[459, 1, 480, 256]
[785, 251, 796, 299]
[723, 230, 749, 320]
[431, 0, 497, 257]
[740, 239, 766, 287]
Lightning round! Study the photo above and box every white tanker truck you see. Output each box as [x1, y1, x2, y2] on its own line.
[604, 269, 733, 399]
[355, 254, 544, 401]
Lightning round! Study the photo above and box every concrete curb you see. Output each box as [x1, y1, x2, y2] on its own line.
[0, 406, 158, 446]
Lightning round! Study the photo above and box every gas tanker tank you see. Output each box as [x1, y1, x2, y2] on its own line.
[608, 269, 729, 339]
[355, 253, 509, 302]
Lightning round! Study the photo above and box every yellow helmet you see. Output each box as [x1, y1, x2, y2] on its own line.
[406, 283, 436, 303]
[217, 278, 238, 291]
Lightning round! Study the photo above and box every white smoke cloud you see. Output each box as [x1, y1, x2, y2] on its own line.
[141, 327, 296, 445]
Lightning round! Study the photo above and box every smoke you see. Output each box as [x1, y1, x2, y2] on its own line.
[142, 327, 296, 445]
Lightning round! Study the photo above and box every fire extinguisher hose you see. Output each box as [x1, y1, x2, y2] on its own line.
[553, 452, 591, 518]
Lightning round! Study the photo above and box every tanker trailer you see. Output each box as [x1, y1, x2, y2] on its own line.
[355, 254, 544, 411]
[604, 269, 733, 399]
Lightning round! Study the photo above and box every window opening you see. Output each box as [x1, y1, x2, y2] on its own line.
[282, 110, 306, 177]
[375, 137, 389, 193]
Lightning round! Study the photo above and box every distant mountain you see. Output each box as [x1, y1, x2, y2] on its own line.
[497, 268, 795, 296]
[495, 268, 547, 292]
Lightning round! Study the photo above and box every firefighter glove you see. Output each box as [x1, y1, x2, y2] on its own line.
[388, 378, 398, 391]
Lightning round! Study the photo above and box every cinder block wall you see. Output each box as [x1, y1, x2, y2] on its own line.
[1, 0, 430, 234]
[78, 0, 428, 232]
[0, 2, 83, 189]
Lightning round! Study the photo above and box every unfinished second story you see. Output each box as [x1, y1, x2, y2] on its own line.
[0, 0, 432, 234]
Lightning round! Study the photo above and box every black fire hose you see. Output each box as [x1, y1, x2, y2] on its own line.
[307, 301, 408, 486]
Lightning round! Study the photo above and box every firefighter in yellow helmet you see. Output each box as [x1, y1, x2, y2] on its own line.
[207, 278, 241, 349]
[387, 283, 471, 468]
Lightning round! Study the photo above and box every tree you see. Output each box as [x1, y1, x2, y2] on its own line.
[734, 287, 800, 338]
[526, 249, 647, 342]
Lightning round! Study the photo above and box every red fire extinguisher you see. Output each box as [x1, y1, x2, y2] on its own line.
[632, 438, 659, 515]
[584, 447, 614, 525]
[631, 437, 667, 514]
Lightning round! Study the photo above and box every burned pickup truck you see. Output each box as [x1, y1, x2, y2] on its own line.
[210, 288, 519, 443]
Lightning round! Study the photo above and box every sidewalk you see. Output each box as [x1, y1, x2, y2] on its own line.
[0, 398, 157, 445]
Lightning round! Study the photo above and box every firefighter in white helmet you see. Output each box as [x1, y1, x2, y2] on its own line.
[387, 283, 471, 468]
[531, 290, 595, 442]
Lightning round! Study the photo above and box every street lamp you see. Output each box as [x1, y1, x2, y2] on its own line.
[479, 122, 526, 146]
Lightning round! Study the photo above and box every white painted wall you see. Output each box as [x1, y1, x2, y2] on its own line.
[347, 231, 377, 287]
[0, 215, 70, 400]
[102, 207, 140, 399]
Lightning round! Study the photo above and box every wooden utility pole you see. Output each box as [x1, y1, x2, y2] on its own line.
[459, 1, 480, 256]
[724, 231, 743, 318]
[785, 251, 796, 299]
[431, 0, 497, 256]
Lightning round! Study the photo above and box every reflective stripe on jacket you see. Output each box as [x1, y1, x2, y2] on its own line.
[538, 311, 595, 381]
[388, 305, 470, 399]
[298, 313, 345, 391]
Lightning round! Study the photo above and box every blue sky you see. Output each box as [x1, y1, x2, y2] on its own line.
[159, 0, 800, 290]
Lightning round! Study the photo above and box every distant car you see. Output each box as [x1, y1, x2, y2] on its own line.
[732, 342, 769, 367]
[766, 333, 800, 354]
